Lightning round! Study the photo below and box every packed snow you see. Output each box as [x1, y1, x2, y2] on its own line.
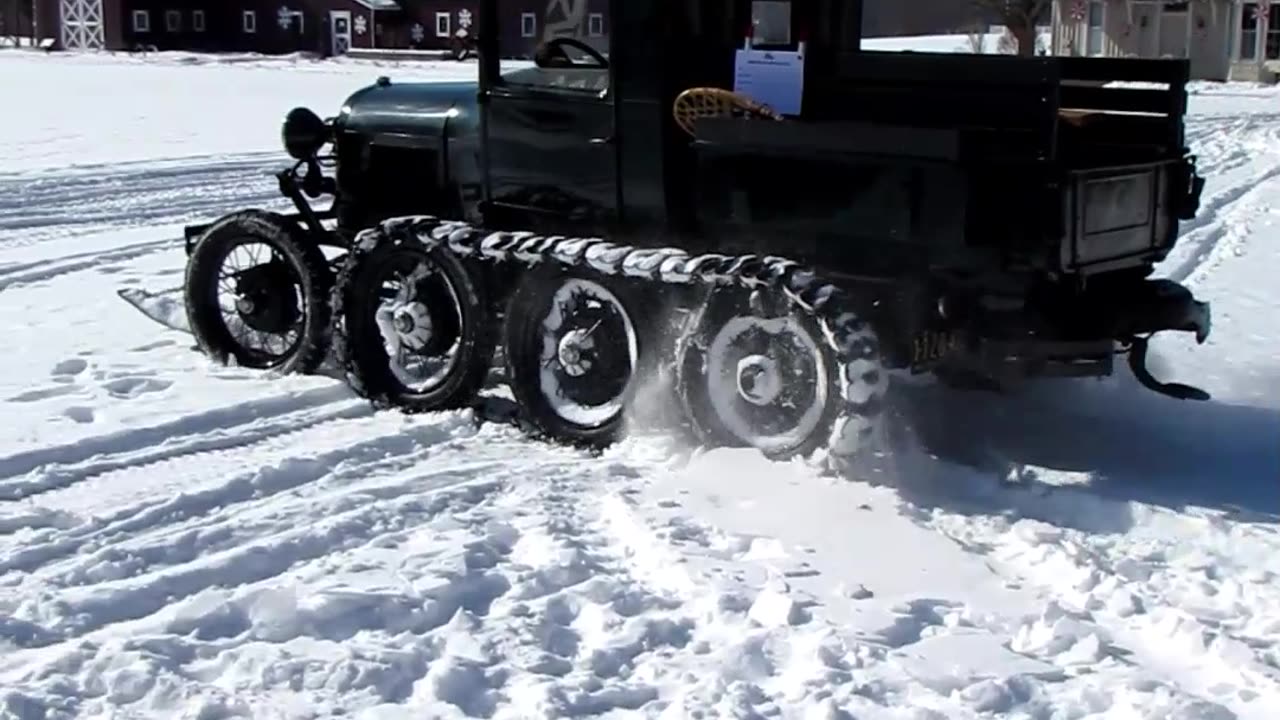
[1, 39, 1278, 720]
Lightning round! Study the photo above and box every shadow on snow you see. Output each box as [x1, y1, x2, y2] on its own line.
[875, 368, 1280, 534]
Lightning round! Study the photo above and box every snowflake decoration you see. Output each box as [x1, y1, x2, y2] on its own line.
[411, 23, 424, 43]
[354, 15, 367, 35]
[1068, 0, 1087, 22]
[277, 6, 293, 30]
[459, 9, 472, 28]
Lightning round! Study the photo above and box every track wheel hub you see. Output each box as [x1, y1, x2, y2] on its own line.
[736, 354, 782, 406]
[392, 302, 434, 351]
[557, 329, 595, 377]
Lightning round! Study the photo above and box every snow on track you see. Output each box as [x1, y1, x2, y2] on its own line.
[0, 52, 1277, 719]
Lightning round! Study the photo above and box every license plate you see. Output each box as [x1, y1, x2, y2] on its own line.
[911, 331, 959, 366]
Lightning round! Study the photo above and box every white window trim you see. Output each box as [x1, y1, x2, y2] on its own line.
[165, 9, 181, 32]
[521, 12, 536, 38]
[192, 10, 205, 32]
[280, 9, 304, 33]
[436, 11, 450, 37]
[243, 10, 257, 34]
[588, 12, 603, 37]
[1238, 2, 1280, 62]
[1265, 3, 1280, 62]
[1236, 2, 1254, 60]
[132, 10, 150, 33]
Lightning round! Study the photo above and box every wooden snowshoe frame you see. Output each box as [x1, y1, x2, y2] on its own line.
[672, 87, 785, 139]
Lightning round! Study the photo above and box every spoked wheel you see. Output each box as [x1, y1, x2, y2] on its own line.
[675, 289, 884, 461]
[332, 232, 494, 412]
[184, 210, 332, 374]
[502, 268, 646, 448]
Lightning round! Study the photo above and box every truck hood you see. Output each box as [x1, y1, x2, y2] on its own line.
[335, 79, 480, 138]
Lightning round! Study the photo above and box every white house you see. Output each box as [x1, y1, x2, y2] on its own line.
[1228, 0, 1280, 80]
[1050, 0, 1280, 82]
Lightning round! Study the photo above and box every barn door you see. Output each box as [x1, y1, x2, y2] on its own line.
[330, 11, 353, 56]
[60, 0, 105, 50]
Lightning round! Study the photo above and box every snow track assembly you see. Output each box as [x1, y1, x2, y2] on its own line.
[169, 0, 1211, 468]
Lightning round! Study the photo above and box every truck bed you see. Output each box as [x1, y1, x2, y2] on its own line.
[802, 51, 1191, 168]
[685, 51, 1199, 279]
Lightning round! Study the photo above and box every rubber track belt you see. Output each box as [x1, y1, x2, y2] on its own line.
[343, 214, 890, 470]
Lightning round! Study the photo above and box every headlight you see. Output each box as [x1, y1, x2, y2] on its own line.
[281, 107, 329, 160]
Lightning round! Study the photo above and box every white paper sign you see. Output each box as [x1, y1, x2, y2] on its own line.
[733, 47, 806, 116]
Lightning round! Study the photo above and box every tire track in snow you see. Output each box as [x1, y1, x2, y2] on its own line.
[1165, 114, 1280, 285]
[0, 236, 182, 292]
[0, 471, 515, 693]
[8, 419, 502, 596]
[0, 410, 479, 582]
[913, 480, 1280, 720]
[1180, 115, 1264, 192]
[0, 395, 371, 514]
[0, 430, 631, 658]
[0, 152, 285, 245]
[0, 152, 299, 294]
[0, 383, 355, 492]
[0, 444, 730, 719]
[9, 463, 509, 643]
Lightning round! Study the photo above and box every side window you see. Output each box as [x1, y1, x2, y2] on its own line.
[498, 1, 610, 95]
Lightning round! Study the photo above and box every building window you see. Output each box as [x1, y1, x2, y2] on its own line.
[279, 9, 303, 33]
[436, 12, 450, 37]
[1268, 4, 1280, 60]
[243, 10, 256, 33]
[1239, 3, 1257, 59]
[521, 12, 536, 38]
[1085, 0, 1104, 56]
[165, 10, 180, 32]
[192, 10, 205, 32]
[132, 10, 149, 33]
[588, 12, 603, 37]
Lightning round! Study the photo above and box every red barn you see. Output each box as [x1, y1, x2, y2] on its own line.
[16, 1, 992, 56]
[20, 0, 487, 54]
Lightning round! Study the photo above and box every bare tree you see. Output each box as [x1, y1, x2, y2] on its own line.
[970, 0, 1052, 57]
[961, 20, 989, 53]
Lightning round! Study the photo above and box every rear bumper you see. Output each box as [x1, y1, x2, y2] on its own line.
[1071, 277, 1211, 345]
[939, 278, 1210, 382]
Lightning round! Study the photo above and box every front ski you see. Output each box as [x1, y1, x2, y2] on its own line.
[117, 286, 191, 335]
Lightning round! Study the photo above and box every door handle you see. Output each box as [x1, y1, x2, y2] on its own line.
[589, 135, 615, 145]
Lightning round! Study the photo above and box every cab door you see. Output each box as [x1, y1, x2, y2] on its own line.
[478, 5, 619, 234]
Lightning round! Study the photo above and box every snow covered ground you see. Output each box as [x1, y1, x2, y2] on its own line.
[0, 43, 1277, 720]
